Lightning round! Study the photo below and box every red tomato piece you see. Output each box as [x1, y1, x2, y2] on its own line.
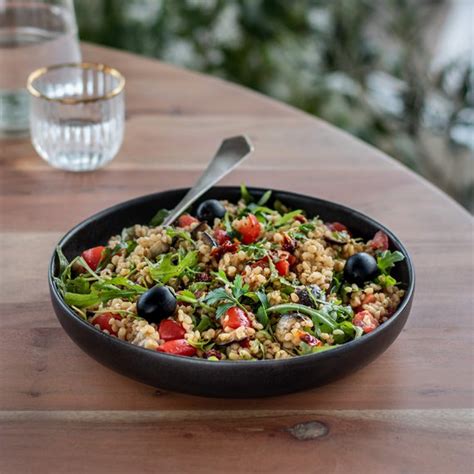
[159, 319, 185, 341]
[178, 214, 198, 227]
[222, 307, 250, 330]
[353, 310, 379, 334]
[214, 228, 231, 245]
[81, 246, 106, 271]
[210, 240, 239, 259]
[156, 339, 196, 356]
[370, 230, 389, 251]
[91, 312, 121, 335]
[275, 259, 290, 276]
[327, 222, 348, 232]
[361, 294, 376, 306]
[287, 254, 297, 266]
[237, 214, 261, 244]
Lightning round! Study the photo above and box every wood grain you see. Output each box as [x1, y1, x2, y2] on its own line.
[0, 43, 472, 473]
[0, 410, 472, 474]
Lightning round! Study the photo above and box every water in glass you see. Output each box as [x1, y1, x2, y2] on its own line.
[0, 0, 81, 136]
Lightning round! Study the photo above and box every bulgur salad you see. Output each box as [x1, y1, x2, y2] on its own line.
[55, 186, 406, 360]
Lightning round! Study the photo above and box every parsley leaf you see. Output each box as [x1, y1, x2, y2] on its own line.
[149, 251, 198, 284]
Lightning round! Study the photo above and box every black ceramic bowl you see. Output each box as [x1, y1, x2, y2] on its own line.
[49, 187, 415, 398]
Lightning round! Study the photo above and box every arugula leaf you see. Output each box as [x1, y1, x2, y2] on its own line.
[65, 277, 90, 294]
[267, 303, 338, 330]
[273, 199, 287, 214]
[176, 289, 198, 304]
[150, 208, 170, 226]
[195, 315, 212, 332]
[330, 271, 344, 295]
[274, 210, 303, 227]
[187, 339, 215, 351]
[149, 251, 198, 284]
[223, 212, 235, 236]
[240, 184, 254, 204]
[166, 227, 193, 243]
[64, 292, 100, 308]
[377, 250, 404, 274]
[255, 290, 269, 326]
[56, 246, 70, 275]
[299, 223, 316, 234]
[257, 190, 272, 206]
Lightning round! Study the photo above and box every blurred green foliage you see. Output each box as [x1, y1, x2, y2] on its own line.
[76, 0, 473, 210]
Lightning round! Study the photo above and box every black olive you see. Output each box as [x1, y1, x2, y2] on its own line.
[196, 199, 226, 223]
[295, 285, 325, 307]
[343, 252, 379, 285]
[137, 285, 177, 323]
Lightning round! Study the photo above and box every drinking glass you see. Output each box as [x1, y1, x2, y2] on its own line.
[0, 0, 80, 136]
[27, 62, 125, 171]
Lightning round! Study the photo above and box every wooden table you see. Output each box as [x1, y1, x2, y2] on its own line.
[1, 43, 472, 474]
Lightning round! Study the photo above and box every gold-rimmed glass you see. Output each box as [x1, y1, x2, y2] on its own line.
[27, 62, 125, 171]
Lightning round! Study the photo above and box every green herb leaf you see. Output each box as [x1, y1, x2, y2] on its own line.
[267, 303, 337, 330]
[257, 190, 272, 206]
[240, 183, 254, 204]
[298, 223, 315, 234]
[216, 302, 235, 318]
[196, 315, 212, 332]
[255, 290, 269, 326]
[149, 251, 198, 284]
[274, 210, 303, 227]
[56, 246, 69, 275]
[64, 292, 100, 308]
[203, 287, 233, 306]
[166, 227, 193, 242]
[150, 208, 170, 226]
[377, 250, 405, 274]
[176, 289, 198, 304]
[65, 277, 91, 294]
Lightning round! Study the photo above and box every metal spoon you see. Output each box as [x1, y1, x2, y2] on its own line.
[162, 135, 254, 226]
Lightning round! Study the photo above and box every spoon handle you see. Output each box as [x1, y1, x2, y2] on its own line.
[162, 135, 254, 226]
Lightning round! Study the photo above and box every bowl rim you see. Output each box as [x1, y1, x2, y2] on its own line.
[49, 186, 415, 368]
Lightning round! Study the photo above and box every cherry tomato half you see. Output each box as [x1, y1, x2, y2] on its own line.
[178, 214, 198, 227]
[353, 310, 379, 334]
[91, 312, 122, 335]
[222, 306, 250, 330]
[237, 214, 261, 244]
[81, 246, 106, 271]
[156, 339, 196, 356]
[275, 259, 290, 276]
[159, 319, 185, 341]
[370, 230, 389, 251]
